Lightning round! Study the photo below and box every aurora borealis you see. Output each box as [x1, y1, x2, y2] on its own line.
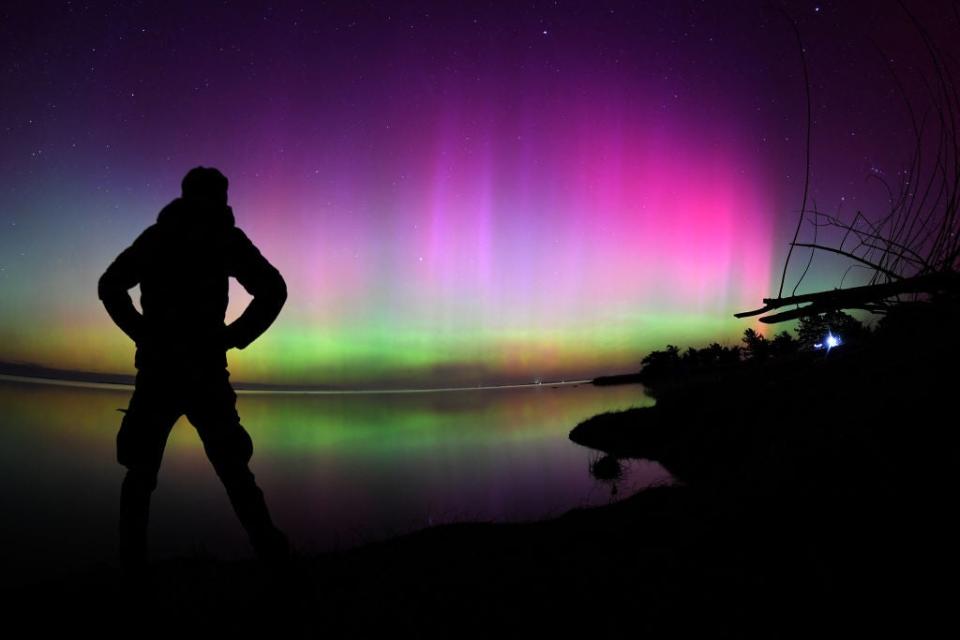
[0, 1, 951, 388]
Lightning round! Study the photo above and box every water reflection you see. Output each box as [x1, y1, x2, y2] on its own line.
[0, 379, 669, 583]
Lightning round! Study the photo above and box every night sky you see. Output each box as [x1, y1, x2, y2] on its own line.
[1, 1, 955, 388]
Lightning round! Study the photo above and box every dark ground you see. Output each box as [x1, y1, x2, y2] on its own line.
[4, 301, 959, 638]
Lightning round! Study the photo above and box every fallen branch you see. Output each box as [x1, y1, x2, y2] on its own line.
[735, 272, 960, 323]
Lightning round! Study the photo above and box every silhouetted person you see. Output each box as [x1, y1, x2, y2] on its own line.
[98, 167, 290, 577]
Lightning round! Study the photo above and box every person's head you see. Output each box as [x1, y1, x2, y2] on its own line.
[181, 166, 229, 206]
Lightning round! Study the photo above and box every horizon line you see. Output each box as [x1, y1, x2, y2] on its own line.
[0, 373, 595, 395]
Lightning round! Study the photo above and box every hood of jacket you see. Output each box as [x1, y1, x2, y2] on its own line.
[156, 197, 236, 229]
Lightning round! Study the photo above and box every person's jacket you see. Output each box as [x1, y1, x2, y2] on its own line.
[97, 197, 287, 371]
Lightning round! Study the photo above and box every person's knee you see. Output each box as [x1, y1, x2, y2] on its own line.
[213, 459, 257, 488]
[200, 424, 255, 467]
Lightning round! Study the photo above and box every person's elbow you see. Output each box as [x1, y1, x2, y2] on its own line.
[252, 267, 287, 312]
[97, 270, 115, 302]
[273, 269, 288, 310]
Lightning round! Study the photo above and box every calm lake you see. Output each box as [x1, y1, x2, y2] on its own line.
[0, 378, 668, 584]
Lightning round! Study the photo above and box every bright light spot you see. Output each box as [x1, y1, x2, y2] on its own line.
[813, 332, 842, 352]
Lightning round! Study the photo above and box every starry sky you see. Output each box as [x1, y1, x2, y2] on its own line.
[0, 0, 955, 388]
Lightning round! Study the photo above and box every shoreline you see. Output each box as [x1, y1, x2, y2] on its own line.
[6, 303, 958, 635]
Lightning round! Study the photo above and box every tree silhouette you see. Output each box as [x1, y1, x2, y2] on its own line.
[640, 345, 682, 379]
[742, 329, 769, 361]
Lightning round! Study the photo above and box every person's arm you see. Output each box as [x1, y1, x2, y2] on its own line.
[97, 228, 153, 343]
[224, 228, 287, 350]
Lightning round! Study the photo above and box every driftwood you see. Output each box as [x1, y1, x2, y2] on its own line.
[735, 272, 960, 323]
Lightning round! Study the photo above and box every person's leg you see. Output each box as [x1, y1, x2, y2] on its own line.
[185, 369, 289, 563]
[116, 370, 180, 576]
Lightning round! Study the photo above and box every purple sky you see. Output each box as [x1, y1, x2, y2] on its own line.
[0, 1, 956, 387]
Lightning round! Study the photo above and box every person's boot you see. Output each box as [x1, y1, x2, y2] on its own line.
[251, 525, 291, 565]
[218, 463, 290, 566]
